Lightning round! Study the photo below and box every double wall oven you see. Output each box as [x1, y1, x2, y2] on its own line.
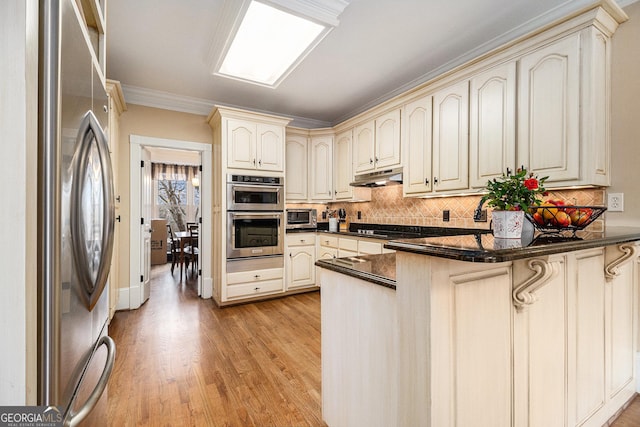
[227, 174, 284, 259]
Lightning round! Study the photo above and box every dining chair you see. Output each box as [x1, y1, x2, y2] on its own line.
[183, 225, 199, 277]
[166, 224, 183, 275]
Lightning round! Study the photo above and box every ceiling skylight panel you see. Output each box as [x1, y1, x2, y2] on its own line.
[217, 1, 326, 87]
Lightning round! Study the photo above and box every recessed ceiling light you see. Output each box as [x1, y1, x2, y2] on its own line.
[215, 1, 331, 87]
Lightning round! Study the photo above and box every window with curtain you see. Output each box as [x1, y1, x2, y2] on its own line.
[152, 163, 200, 232]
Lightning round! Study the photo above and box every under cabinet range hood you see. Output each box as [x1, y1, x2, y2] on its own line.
[350, 167, 403, 187]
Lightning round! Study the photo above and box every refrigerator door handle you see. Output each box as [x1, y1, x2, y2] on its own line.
[66, 335, 116, 427]
[70, 110, 116, 310]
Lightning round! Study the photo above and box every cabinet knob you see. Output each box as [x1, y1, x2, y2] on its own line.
[252, 159, 256, 165]
[300, 239, 305, 243]
[425, 178, 429, 185]
[375, 156, 379, 163]
[369, 158, 373, 165]
[254, 287, 260, 291]
[254, 274, 260, 279]
[506, 167, 512, 176]
[289, 253, 292, 257]
[258, 159, 262, 166]
[335, 190, 337, 195]
[328, 191, 331, 196]
[103, 105, 108, 113]
[434, 177, 438, 184]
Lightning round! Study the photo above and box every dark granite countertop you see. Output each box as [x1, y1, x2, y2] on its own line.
[289, 222, 489, 240]
[315, 253, 397, 289]
[386, 226, 640, 263]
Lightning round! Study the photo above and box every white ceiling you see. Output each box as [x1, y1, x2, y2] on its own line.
[106, 0, 634, 128]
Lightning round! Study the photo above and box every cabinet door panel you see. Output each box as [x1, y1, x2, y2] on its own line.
[375, 109, 401, 169]
[433, 80, 469, 191]
[310, 136, 333, 200]
[518, 34, 580, 182]
[334, 130, 353, 200]
[257, 123, 283, 171]
[354, 121, 375, 174]
[285, 136, 308, 200]
[571, 250, 606, 425]
[403, 96, 433, 194]
[470, 63, 516, 188]
[287, 247, 315, 289]
[227, 119, 256, 169]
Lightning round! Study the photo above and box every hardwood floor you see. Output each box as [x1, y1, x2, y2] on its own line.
[106, 263, 640, 426]
[107, 264, 324, 426]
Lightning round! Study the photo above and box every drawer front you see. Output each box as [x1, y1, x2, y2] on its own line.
[227, 267, 284, 285]
[286, 233, 317, 247]
[358, 239, 383, 255]
[227, 279, 284, 299]
[339, 237, 358, 252]
[319, 235, 339, 248]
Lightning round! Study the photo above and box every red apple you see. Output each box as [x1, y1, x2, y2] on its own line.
[554, 211, 571, 227]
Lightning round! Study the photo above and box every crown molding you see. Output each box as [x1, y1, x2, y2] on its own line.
[120, 84, 331, 128]
[331, 0, 626, 125]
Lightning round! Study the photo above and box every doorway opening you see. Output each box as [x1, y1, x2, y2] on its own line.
[129, 135, 212, 310]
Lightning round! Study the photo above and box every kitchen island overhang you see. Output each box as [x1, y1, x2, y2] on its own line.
[317, 227, 640, 427]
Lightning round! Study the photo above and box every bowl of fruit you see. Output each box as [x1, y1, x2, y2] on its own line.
[525, 199, 606, 234]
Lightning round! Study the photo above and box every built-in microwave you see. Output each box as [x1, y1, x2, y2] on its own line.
[286, 208, 317, 229]
[227, 174, 284, 211]
[227, 211, 284, 259]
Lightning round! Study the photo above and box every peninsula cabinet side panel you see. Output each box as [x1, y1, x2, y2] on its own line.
[437, 263, 513, 427]
[569, 249, 607, 426]
[512, 255, 568, 427]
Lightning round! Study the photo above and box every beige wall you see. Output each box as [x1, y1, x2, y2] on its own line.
[115, 104, 212, 291]
[609, 1, 640, 226]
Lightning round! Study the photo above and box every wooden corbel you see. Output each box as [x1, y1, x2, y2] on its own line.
[513, 258, 559, 310]
[604, 243, 638, 281]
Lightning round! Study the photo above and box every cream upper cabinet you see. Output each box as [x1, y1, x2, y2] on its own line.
[227, 118, 284, 172]
[354, 120, 375, 174]
[432, 80, 469, 192]
[469, 62, 516, 188]
[517, 33, 580, 183]
[375, 109, 402, 169]
[403, 95, 433, 195]
[285, 134, 308, 201]
[310, 135, 334, 201]
[257, 123, 284, 171]
[354, 109, 401, 174]
[334, 129, 353, 200]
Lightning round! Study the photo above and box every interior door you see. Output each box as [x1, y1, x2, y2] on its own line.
[140, 148, 152, 304]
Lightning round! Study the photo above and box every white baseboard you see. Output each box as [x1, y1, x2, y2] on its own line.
[116, 287, 130, 311]
[202, 277, 213, 299]
[636, 352, 640, 392]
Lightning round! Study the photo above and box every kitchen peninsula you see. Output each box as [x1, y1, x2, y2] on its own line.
[317, 228, 640, 427]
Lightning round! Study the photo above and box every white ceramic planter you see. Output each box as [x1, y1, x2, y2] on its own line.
[492, 210, 524, 239]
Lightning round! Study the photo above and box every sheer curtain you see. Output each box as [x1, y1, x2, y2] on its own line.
[152, 163, 200, 232]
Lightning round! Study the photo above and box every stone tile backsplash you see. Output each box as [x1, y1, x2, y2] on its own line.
[303, 186, 607, 231]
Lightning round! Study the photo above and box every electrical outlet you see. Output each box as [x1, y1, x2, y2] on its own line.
[443, 210, 450, 222]
[474, 209, 487, 222]
[608, 193, 624, 212]
[357, 211, 362, 220]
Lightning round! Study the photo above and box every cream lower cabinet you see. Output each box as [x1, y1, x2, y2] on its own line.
[318, 235, 339, 260]
[285, 233, 316, 290]
[226, 267, 284, 300]
[393, 244, 638, 427]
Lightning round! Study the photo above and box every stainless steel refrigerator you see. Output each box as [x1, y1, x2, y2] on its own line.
[39, 0, 116, 425]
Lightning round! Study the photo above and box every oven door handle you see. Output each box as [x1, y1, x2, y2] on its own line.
[229, 212, 282, 220]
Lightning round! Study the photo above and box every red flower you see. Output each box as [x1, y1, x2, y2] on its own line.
[524, 178, 538, 190]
